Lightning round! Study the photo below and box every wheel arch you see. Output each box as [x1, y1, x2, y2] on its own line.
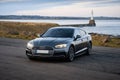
[89, 41, 92, 48]
[86, 40, 92, 51]
[70, 44, 75, 52]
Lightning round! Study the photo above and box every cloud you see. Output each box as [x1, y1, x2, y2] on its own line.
[15, 2, 96, 17]
[0, 0, 25, 3]
[1, 0, 120, 4]
[1, 0, 120, 17]
[15, 1, 120, 17]
[90, 0, 120, 6]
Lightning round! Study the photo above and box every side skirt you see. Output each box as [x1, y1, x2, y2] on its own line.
[75, 47, 87, 55]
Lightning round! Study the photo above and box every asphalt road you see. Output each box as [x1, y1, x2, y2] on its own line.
[0, 37, 120, 80]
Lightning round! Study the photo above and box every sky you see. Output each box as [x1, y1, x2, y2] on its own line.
[0, 0, 120, 17]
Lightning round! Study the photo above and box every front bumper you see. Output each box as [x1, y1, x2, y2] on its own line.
[26, 47, 68, 58]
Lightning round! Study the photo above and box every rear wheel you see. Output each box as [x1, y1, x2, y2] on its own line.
[66, 47, 75, 62]
[86, 42, 92, 55]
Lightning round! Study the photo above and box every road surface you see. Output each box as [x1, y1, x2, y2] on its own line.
[0, 38, 120, 80]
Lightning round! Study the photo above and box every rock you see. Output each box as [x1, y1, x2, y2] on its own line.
[102, 36, 111, 43]
[88, 20, 96, 26]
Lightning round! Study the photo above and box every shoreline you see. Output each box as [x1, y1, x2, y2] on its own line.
[89, 33, 120, 38]
[0, 21, 120, 48]
[90, 33, 120, 48]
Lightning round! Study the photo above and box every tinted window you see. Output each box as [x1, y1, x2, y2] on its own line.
[42, 28, 74, 38]
[79, 30, 86, 37]
[74, 29, 81, 38]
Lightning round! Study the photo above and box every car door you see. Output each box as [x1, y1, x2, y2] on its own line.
[79, 30, 88, 49]
[73, 29, 84, 54]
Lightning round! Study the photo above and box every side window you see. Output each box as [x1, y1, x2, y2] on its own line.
[79, 30, 86, 37]
[74, 29, 80, 37]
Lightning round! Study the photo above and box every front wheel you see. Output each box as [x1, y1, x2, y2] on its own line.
[26, 53, 35, 60]
[66, 47, 75, 62]
[27, 56, 35, 60]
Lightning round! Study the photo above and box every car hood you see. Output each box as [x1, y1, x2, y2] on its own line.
[32, 37, 73, 47]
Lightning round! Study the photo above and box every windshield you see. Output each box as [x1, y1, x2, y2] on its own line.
[42, 28, 74, 38]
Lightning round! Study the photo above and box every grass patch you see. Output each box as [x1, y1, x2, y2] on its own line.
[0, 21, 59, 39]
[91, 33, 120, 48]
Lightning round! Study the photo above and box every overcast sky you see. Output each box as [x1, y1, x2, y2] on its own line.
[0, 0, 120, 17]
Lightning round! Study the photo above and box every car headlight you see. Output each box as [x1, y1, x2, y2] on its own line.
[55, 44, 67, 48]
[27, 41, 34, 49]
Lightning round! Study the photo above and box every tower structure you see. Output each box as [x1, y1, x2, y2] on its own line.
[91, 10, 94, 20]
[89, 10, 96, 26]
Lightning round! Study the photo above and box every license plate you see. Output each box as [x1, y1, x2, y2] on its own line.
[36, 50, 49, 54]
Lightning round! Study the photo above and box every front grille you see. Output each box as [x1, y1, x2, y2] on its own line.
[33, 46, 53, 50]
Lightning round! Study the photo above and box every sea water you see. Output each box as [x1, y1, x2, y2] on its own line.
[0, 19, 120, 35]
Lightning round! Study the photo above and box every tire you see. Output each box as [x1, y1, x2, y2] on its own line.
[28, 56, 35, 60]
[66, 47, 75, 62]
[86, 42, 92, 55]
[26, 53, 35, 60]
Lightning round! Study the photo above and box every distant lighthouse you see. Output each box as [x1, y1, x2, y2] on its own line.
[91, 10, 94, 20]
[89, 10, 96, 26]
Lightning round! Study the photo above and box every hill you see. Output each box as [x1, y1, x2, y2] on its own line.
[0, 15, 120, 20]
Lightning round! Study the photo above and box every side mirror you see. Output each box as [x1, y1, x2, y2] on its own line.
[75, 35, 81, 40]
[76, 35, 81, 38]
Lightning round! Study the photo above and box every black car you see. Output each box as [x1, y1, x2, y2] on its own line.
[26, 27, 92, 61]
